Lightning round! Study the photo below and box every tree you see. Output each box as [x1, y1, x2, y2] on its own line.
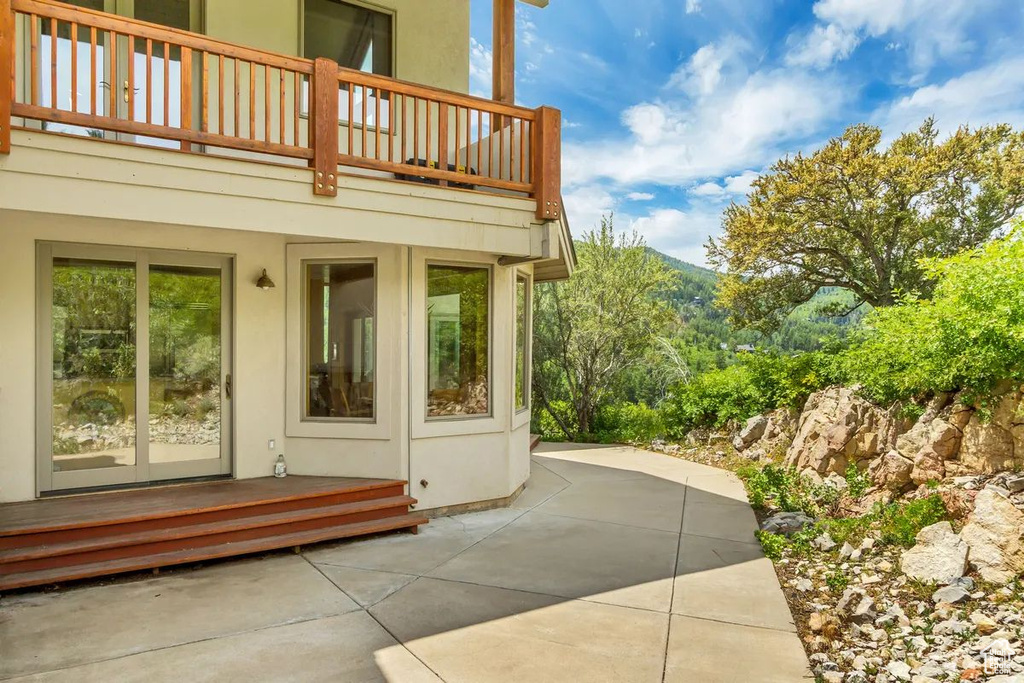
[708, 119, 1024, 332]
[532, 216, 678, 439]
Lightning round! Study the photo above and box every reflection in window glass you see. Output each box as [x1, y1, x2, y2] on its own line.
[303, 0, 393, 76]
[427, 265, 489, 418]
[515, 274, 529, 412]
[306, 262, 376, 420]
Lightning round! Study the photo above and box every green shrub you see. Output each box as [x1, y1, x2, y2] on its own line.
[738, 464, 818, 514]
[534, 400, 573, 442]
[755, 530, 787, 561]
[814, 515, 873, 546]
[825, 571, 849, 592]
[843, 227, 1024, 404]
[844, 462, 871, 499]
[592, 402, 665, 444]
[878, 495, 948, 547]
[661, 364, 764, 438]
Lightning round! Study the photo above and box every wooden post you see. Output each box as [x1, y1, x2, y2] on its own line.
[180, 47, 192, 151]
[492, 0, 514, 106]
[310, 57, 338, 197]
[0, 0, 12, 154]
[532, 106, 560, 221]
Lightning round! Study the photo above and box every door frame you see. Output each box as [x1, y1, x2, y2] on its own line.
[36, 242, 234, 495]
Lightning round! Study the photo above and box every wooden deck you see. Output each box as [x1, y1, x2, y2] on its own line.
[0, 476, 427, 591]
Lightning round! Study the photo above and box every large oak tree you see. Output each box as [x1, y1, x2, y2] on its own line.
[708, 120, 1024, 332]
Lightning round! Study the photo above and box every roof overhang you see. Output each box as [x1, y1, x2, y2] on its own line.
[518, 0, 549, 6]
[533, 200, 576, 282]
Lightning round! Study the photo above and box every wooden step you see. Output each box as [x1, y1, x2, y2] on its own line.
[0, 477, 407, 550]
[0, 496, 416, 574]
[0, 513, 428, 591]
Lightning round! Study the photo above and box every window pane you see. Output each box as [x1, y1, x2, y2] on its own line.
[304, 0, 393, 76]
[427, 265, 489, 417]
[515, 274, 528, 411]
[306, 262, 376, 420]
[51, 258, 137, 472]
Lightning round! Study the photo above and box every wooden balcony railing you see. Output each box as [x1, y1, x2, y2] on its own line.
[0, 0, 561, 220]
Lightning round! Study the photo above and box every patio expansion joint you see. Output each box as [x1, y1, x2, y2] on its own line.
[668, 611, 800, 635]
[525, 508, 683, 536]
[661, 476, 688, 683]
[300, 556, 450, 682]
[528, 457, 572, 485]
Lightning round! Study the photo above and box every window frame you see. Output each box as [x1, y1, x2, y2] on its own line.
[298, 0, 397, 78]
[299, 258, 378, 425]
[424, 260, 494, 423]
[513, 269, 531, 416]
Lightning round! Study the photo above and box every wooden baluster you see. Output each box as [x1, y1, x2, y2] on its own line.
[413, 97, 419, 163]
[278, 68, 284, 144]
[360, 84, 366, 158]
[70, 22, 78, 114]
[180, 46, 191, 150]
[401, 93, 407, 163]
[200, 50, 208, 132]
[108, 31, 116, 118]
[263, 63, 269, 142]
[293, 71, 300, 146]
[145, 39, 152, 123]
[454, 104, 460, 174]
[29, 14, 38, 106]
[374, 86, 380, 160]
[346, 81, 353, 155]
[437, 101, 448, 186]
[388, 91, 394, 162]
[90, 27, 96, 115]
[508, 115, 514, 181]
[310, 57, 338, 196]
[476, 108, 482, 177]
[248, 60, 254, 140]
[425, 98, 431, 163]
[162, 42, 168, 125]
[49, 18, 56, 109]
[0, 0, 11, 153]
[233, 57, 239, 136]
[532, 106, 561, 220]
[218, 54, 224, 134]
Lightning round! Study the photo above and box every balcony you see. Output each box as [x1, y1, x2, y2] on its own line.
[0, 0, 562, 221]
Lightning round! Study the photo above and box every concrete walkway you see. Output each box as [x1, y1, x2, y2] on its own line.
[0, 444, 811, 682]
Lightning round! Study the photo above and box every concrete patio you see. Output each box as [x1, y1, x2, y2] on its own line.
[0, 444, 811, 682]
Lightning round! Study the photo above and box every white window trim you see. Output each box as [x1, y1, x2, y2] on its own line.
[410, 249, 506, 439]
[512, 269, 532, 429]
[286, 243, 399, 440]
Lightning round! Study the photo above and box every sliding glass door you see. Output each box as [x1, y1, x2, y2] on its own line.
[38, 244, 232, 493]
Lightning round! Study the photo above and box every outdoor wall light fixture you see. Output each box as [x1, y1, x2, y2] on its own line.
[256, 269, 276, 290]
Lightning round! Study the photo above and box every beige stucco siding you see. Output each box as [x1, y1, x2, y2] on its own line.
[204, 0, 470, 94]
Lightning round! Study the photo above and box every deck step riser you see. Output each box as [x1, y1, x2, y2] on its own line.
[0, 484, 406, 551]
[0, 505, 409, 575]
[0, 514, 428, 591]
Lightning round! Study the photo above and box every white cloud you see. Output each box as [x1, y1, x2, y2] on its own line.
[468, 38, 492, 98]
[688, 170, 760, 200]
[685, 0, 702, 15]
[563, 185, 617, 234]
[723, 170, 760, 197]
[626, 192, 655, 201]
[564, 69, 843, 188]
[788, 0, 984, 71]
[629, 207, 723, 266]
[786, 23, 859, 68]
[690, 182, 726, 198]
[878, 56, 1024, 137]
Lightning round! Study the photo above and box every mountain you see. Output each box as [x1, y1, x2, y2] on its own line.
[647, 248, 864, 368]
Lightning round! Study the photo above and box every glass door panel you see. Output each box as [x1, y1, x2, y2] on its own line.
[51, 258, 137, 475]
[148, 264, 222, 466]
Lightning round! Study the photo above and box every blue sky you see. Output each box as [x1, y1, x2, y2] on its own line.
[469, 0, 1024, 266]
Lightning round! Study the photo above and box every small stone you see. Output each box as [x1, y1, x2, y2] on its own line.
[932, 585, 970, 604]
[1006, 475, 1024, 494]
[793, 577, 813, 592]
[813, 532, 837, 552]
[969, 611, 998, 635]
[760, 511, 815, 537]
[808, 612, 825, 632]
[840, 542, 856, 559]
[886, 660, 912, 681]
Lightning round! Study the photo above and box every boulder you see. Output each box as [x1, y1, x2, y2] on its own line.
[867, 450, 914, 491]
[732, 414, 768, 451]
[960, 488, 1024, 584]
[960, 389, 1022, 473]
[899, 521, 969, 584]
[760, 511, 814, 537]
[786, 387, 903, 475]
[895, 416, 962, 485]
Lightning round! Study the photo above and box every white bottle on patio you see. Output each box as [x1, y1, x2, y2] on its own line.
[274, 454, 287, 478]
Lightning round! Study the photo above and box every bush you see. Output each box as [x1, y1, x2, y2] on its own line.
[843, 227, 1024, 404]
[661, 364, 764, 438]
[591, 402, 665, 444]
[878, 495, 948, 547]
[534, 400, 573, 442]
[755, 530, 787, 561]
[738, 463, 819, 514]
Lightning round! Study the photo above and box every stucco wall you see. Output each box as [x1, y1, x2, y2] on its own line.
[0, 214, 530, 507]
[204, 0, 470, 94]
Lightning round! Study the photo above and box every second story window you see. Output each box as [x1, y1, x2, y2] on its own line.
[304, 0, 394, 77]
